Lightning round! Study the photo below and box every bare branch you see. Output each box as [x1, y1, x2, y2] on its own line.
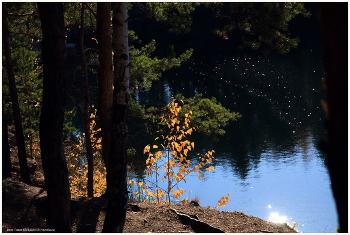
[8, 12, 38, 17]
[83, 3, 97, 19]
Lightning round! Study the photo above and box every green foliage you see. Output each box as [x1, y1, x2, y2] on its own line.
[130, 93, 240, 145]
[2, 46, 43, 158]
[63, 108, 77, 136]
[5, 3, 41, 49]
[130, 37, 193, 90]
[129, 99, 151, 121]
[128, 98, 162, 144]
[213, 2, 310, 54]
[127, 147, 137, 156]
[13, 48, 42, 138]
[133, 2, 309, 54]
[3, 3, 43, 159]
[175, 94, 242, 140]
[136, 2, 200, 33]
[63, 2, 97, 27]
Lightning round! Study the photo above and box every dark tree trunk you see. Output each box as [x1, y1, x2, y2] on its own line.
[102, 3, 129, 232]
[37, 3, 72, 232]
[3, 103, 12, 179]
[80, 3, 94, 198]
[97, 2, 113, 171]
[2, 2, 31, 185]
[319, 3, 348, 233]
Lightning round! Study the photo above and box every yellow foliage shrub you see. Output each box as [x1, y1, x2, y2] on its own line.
[67, 108, 107, 197]
[138, 98, 230, 207]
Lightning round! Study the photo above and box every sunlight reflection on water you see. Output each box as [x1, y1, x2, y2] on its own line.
[268, 212, 288, 224]
[267, 205, 289, 224]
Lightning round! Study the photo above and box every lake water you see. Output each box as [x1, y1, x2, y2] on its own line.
[135, 44, 338, 233]
[68, 22, 338, 232]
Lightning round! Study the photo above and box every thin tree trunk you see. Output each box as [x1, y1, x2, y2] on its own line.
[37, 3, 71, 232]
[80, 3, 94, 198]
[103, 2, 130, 232]
[319, 3, 348, 233]
[3, 103, 12, 179]
[97, 3, 113, 172]
[2, 2, 31, 185]
[25, 92, 34, 159]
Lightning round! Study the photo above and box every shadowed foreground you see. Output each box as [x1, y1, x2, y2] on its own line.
[2, 177, 297, 233]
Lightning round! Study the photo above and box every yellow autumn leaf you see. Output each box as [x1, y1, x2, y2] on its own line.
[176, 173, 183, 180]
[155, 151, 163, 158]
[172, 142, 178, 149]
[172, 118, 177, 125]
[180, 198, 189, 205]
[144, 145, 150, 154]
[153, 145, 158, 149]
[183, 148, 188, 156]
[206, 166, 215, 171]
[176, 145, 182, 152]
[187, 128, 193, 135]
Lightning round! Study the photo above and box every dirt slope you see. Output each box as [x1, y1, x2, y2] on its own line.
[2, 177, 297, 233]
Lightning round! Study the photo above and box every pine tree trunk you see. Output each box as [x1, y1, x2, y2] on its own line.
[319, 3, 348, 233]
[37, 3, 71, 232]
[102, 2, 129, 232]
[97, 3, 113, 172]
[80, 3, 94, 198]
[2, 2, 31, 185]
[3, 103, 12, 179]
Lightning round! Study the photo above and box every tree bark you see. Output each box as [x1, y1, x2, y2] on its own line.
[80, 3, 94, 198]
[2, 2, 31, 185]
[3, 103, 12, 179]
[319, 3, 348, 233]
[102, 2, 129, 232]
[37, 3, 71, 232]
[97, 3, 113, 171]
